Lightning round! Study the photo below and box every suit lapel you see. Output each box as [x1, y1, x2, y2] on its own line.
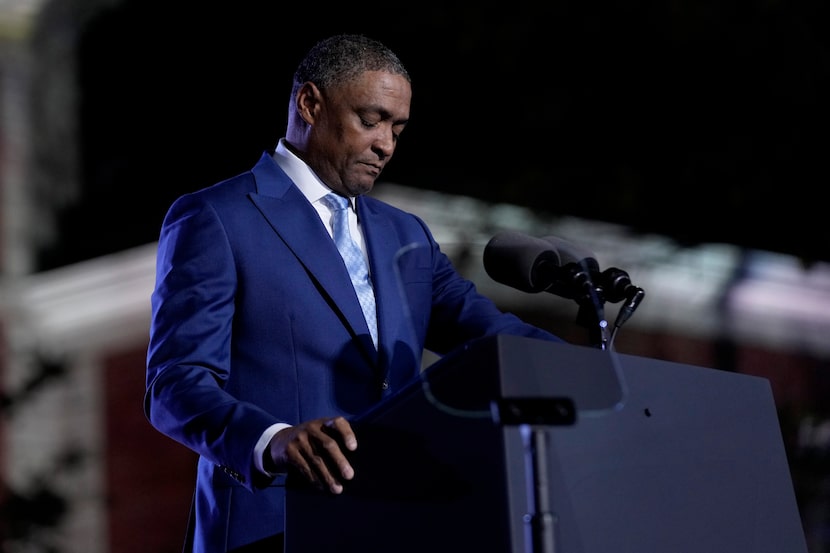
[358, 198, 411, 358]
[247, 154, 377, 361]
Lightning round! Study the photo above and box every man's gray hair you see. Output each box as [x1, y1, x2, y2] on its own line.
[291, 34, 411, 100]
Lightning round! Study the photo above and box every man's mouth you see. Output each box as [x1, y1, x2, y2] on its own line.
[362, 162, 382, 175]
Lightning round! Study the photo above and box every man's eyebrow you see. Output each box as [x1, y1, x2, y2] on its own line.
[360, 105, 409, 125]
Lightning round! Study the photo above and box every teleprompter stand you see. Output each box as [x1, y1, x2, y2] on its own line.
[285, 335, 808, 553]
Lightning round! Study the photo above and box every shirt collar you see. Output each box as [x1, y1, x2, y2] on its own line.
[272, 139, 354, 210]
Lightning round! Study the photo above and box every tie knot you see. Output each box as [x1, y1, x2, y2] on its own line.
[323, 193, 350, 212]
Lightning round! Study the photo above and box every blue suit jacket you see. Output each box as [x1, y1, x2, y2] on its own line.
[145, 152, 563, 552]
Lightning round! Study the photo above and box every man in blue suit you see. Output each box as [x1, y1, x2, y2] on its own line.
[145, 33, 564, 553]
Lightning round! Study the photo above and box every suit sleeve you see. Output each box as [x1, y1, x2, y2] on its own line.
[407, 215, 565, 355]
[144, 193, 278, 491]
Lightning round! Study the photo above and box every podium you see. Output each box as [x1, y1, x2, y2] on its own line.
[285, 335, 807, 553]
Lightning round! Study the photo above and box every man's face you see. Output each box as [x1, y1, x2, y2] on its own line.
[306, 70, 411, 196]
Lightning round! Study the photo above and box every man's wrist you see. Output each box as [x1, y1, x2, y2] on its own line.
[255, 423, 291, 475]
[262, 448, 280, 474]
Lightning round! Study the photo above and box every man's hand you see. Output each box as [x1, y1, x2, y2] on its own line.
[267, 416, 358, 494]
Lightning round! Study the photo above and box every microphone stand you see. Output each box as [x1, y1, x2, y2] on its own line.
[492, 397, 576, 553]
[574, 295, 609, 349]
[523, 423, 557, 553]
[559, 263, 610, 350]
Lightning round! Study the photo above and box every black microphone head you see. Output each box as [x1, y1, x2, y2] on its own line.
[538, 235, 600, 301]
[599, 267, 633, 303]
[541, 235, 599, 271]
[483, 231, 561, 293]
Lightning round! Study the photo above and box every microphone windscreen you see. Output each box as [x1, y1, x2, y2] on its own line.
[542, 235, 599, 270]
[483, 231, 561, 292]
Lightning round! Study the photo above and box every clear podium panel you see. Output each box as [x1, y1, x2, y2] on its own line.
[285, 334, 807, 553]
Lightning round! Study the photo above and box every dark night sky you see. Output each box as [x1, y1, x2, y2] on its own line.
[38, 1, 830, 269]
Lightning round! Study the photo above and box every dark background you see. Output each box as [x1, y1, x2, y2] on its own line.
[37, 1, 830, 270]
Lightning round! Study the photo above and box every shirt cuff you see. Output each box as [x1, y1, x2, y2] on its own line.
[255, 422, 292, 475]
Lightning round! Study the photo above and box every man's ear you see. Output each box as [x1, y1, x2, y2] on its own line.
[295, 82, 322, 126]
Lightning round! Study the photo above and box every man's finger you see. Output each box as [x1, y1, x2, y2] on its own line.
[324, 416, 358, 451]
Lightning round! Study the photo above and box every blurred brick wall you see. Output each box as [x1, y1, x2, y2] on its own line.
[104, 345, 196, 553]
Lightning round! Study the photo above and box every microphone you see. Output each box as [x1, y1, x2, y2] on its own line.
[542, 236, 644, 305]
[598, 267, 643, 304]
[484, 230, 646, 349]
[484, 230, 608, 348]
[540, 235, 600, 301]
[484, 230, 645, 308]
[482, 230, 563, 293]
[542, 234, 646, 339]
[482, 231, 596, 302]
[542, 235, 596, 267]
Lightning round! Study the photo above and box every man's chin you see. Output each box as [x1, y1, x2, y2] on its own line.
[346, 179, 377, 196]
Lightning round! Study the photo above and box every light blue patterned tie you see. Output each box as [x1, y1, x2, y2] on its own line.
[322, 193, 378, 348]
